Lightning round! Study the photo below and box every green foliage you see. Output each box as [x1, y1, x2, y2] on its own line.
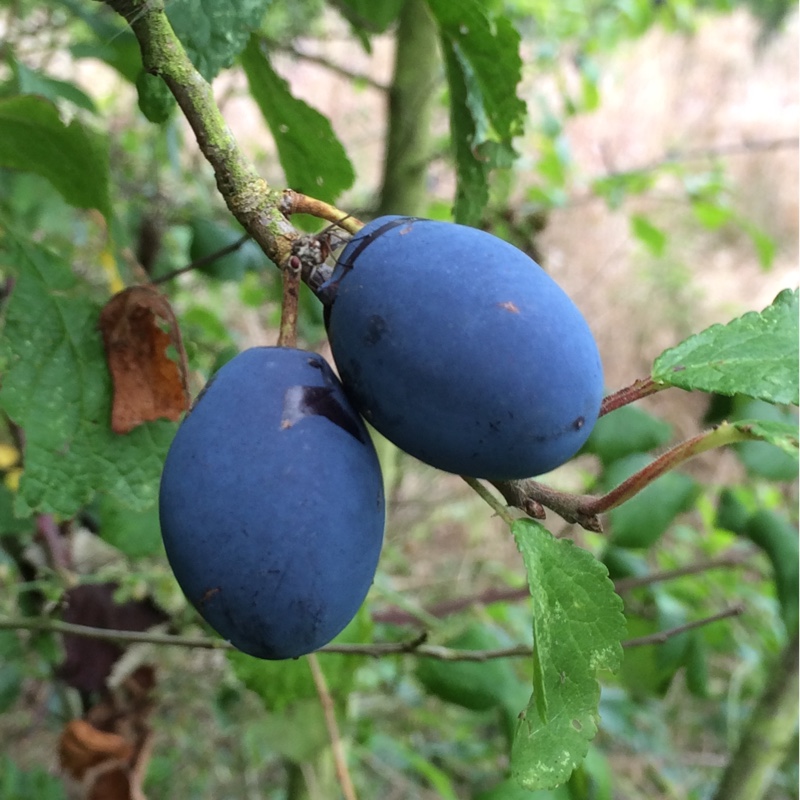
[166, 0, 273, 81]
[582, 404, 673, 466]
[416, 622, 529, 717]
[0, 95, 110, 218]
[510, 520, 625, 790]
[653, 289, 799, 404]
[430, 0, 526, 224]
[0, 757, 65, 800]
[0, 237, 175, 518]
[241, 36, 356, 204]
[135, 70, 176, 124]
[733, 399, 799, 481]
[604, 454, 700, 549]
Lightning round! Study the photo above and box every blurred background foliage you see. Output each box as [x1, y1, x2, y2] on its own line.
[0, 0, 797, 797]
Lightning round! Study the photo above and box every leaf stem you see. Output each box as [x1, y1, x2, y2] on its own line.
[599, 376, 665, 417]
[461, 476, 515, 526]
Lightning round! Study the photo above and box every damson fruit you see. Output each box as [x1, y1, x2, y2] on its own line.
[158, 347, 385, 660]
[321, 216, 604, 481]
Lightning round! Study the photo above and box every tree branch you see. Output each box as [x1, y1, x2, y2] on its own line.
[0, 606, 746, 659]
[104, 0, 297, 267]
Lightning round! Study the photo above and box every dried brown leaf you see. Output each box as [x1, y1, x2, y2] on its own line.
[99, 285, 189, 434]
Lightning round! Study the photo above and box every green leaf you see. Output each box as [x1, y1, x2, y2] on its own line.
[228, 609, 370, 713]
[95, 493, 164, 559]
[336, 0, 404, 36]
[581, 404, 673, 466]
[604, 454, 699, 549]
[630, 214, 667, 257]
[742, 509, 799, 635]
[241, 37, 355, 204]
[166, 0, 272, 80]
[510, 519, 625, 791]
[0, 237, 175, 518]
[135, 70, 176, 124]
[429, 0, 526, 224]
[10, 59, 97, 113]
[732, 400, 799, 480]
[652, 289, 799, 404]
[416, 622, 529, 714]
[691, 200, 734, 230]
[0, 95, 110, 218]
[746, 224, 777, 270]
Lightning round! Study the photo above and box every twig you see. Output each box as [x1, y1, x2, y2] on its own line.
[0, 606, 746, 658]
[277, 254, 302, 348]
[150, 234, 251, 285]
[308, 653, 358, 800]
[104, 0, 298, 267]
[492, 421, 770, 529]
[266, 40, 389, 92]
[373, 550, 751, 625]
[281, 190, 364, 234]
[613, 550, 752, 594]
[622, 604, 745, 648]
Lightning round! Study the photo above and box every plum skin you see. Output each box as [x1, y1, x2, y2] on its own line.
[322, 216, 604, 481]
[158, 347, 385, 660]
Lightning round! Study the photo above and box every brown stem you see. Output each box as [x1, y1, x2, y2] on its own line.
[492, 421, 767, 530]
[277, 255, 302, 348]
[622, 604, 744, 647]
[373, 550, 751, 625]
[308, 654, 358, 800]
[599, 376, 665, 417]
[281, 191, 364, 234]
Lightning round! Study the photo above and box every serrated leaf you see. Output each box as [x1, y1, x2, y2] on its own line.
[652, 289, 799, 404]
[0, 95, 110, 218]
[166, 0, 271, 80]
[734, 399, 799, 480]
[429, 0, 525, 224]
[0, 238, 175, 518]
[241, 37, 355, 204]
[510, 520, 625, 791]
[337, 0, 404, 35]
[733, 419, 799, 457]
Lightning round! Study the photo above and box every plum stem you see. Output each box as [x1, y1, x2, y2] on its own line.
[599, 376, 666, 416]
[491, 421, 770, 531]
[280, 191, 365, 234]
[277, 255, 302, 348]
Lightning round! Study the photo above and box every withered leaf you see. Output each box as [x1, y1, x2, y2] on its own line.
[59, 718, 132, 780]
[99, 285, 189, 434]
[57, 583, 168, 694]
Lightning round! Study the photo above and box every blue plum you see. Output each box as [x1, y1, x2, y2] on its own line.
[159, 347, 385, 660]
[321, 216, 604, 480]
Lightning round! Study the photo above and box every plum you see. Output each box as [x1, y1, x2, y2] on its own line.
[321, 216, 604, 480]
[159, 347, 385, 659]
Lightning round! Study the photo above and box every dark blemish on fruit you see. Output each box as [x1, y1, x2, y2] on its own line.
[498, 301, 520, 313]
[572, 416, 585, 430]
[282, 385, 366, 443]
[364, 315, 388, 346]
